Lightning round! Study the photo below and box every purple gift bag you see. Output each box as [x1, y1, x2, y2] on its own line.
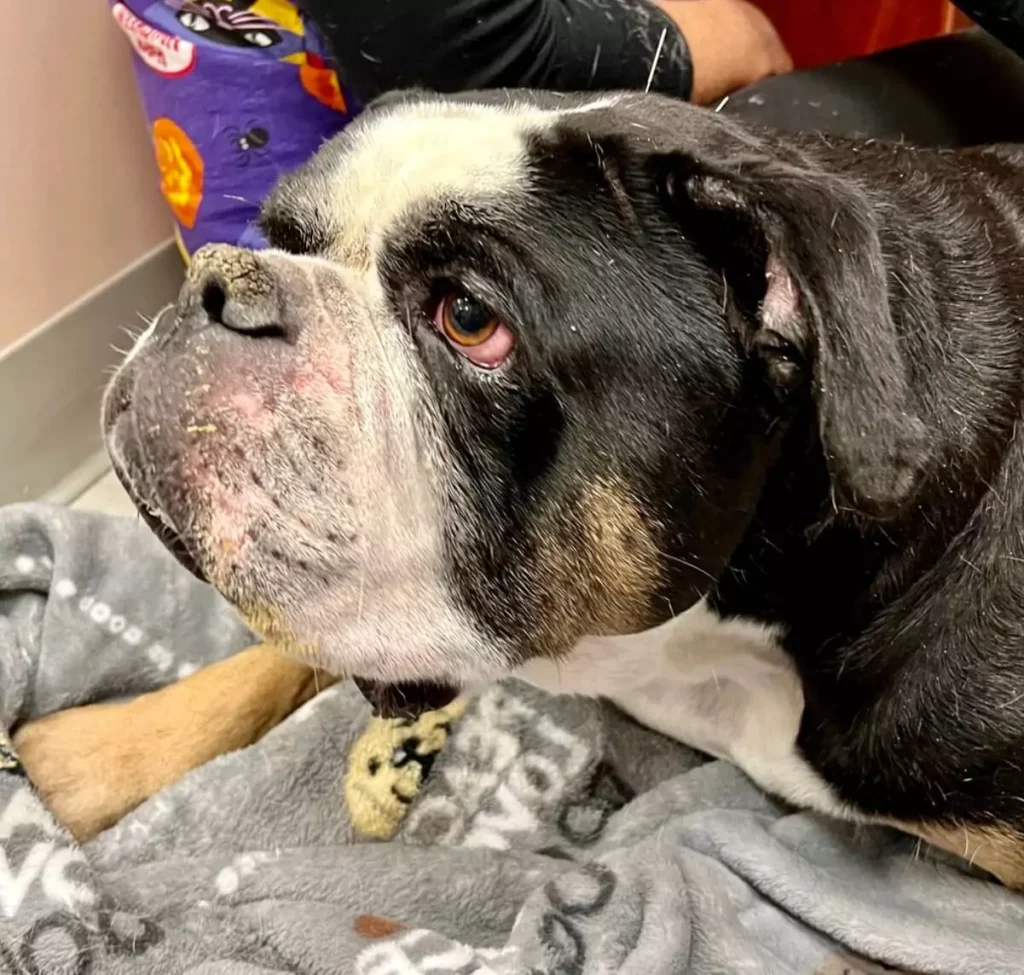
[111, 0, 357, 259]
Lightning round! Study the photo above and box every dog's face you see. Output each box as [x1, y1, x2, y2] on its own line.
[104, 92, 931, 714]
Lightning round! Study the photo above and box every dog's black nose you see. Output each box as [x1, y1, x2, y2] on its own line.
[179, 244, 296, 343]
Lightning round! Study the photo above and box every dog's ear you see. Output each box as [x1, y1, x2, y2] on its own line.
[656, 149, 933, 517]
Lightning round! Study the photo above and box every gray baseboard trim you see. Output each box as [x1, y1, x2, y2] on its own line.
[0, 241, 184, 506]
[44, 449, 113, 506]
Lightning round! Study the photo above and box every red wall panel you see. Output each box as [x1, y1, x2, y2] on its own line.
[754, 0, 966, 69]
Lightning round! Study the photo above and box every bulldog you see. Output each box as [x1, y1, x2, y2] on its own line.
[15, 90, 1024, 886]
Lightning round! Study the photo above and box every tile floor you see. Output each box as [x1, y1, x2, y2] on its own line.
[71, 469, 136, 517]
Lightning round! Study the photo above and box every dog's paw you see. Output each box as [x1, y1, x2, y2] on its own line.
[13, 699, 154, 842]
[12, 646, 327, 842]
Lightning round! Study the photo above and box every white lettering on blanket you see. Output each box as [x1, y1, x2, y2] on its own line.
[403, 686, 592, 850]
[0, 787, 94, 918]
[57, 583, 201, 678]
[357, 928, 516, 975]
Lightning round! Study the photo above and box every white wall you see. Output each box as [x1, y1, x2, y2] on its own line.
[0, 1, 171, 348]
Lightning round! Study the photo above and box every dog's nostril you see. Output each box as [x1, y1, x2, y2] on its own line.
[234, 321, 289, 340]
[201, 281, 227, 325]
[194, 273, 289, 340]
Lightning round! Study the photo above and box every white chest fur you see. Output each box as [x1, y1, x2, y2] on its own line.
[515, 600, 861, 820]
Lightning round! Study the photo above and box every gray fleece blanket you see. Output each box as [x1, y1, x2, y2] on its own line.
[1, 504, 1023, 974]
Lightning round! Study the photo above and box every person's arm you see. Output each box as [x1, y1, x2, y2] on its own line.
[952, 0, 1024, 56]
[659, 1, 792, 103]
[301, 0, 789, 106]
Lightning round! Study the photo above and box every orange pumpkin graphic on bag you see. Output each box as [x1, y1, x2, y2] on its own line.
[298, 51, 347, 113]
[152, 117, 205, 229]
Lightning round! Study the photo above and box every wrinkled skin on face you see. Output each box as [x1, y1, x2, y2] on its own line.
[105, 246, 503, 704]
[104, 91, 789, 715]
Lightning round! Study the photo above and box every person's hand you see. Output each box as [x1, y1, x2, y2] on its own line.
[659, 0, 793, 105]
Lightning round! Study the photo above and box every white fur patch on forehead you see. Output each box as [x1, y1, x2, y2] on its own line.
[327, 95, 623, 268]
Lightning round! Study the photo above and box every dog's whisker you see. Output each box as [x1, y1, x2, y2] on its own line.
[644, 27, 667, 93]
[660, 551, 716, 584]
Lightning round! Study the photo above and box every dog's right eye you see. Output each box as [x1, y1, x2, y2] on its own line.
[430, 287, 515, 369]
[440, 293, 499, 347]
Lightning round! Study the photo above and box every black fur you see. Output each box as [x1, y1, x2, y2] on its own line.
[385, 92, 1024, 831]
[604, 102, 1024, 829]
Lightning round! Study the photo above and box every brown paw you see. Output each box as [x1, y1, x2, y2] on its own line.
[13, 645, 328, 842]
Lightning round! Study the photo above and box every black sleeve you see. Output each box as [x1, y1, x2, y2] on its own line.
[953, 0, 1024, 56]
[299, 0, 693, 102]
